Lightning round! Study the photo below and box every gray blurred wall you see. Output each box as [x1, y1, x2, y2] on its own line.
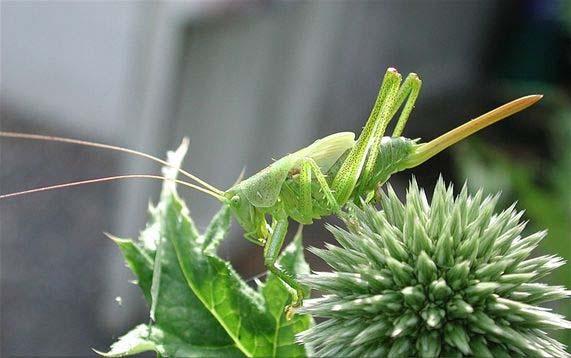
[1, 1, 499, 355]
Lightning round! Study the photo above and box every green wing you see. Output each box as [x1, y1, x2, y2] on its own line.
[240, 156, 296, 208]
[305, 132, 355, 172]
[238, 132, 354, 208]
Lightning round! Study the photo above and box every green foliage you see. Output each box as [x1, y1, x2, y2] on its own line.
[299, 178, 570, 357]
[99, 142, 312, 357]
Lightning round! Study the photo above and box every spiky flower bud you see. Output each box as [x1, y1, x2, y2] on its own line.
[299, 178, 570, 357]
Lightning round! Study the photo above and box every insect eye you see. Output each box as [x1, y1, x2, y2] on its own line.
[231, 195, 240, 206]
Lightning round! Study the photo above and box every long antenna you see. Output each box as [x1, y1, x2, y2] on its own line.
[0, 132, 224, 195]
[0, 174, 225, 201]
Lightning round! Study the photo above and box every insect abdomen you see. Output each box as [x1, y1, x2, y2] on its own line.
[358, 136, 417, 192]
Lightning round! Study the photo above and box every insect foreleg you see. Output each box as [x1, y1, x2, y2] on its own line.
[263, 213, 303, 318]
[390, 73, 422, 137]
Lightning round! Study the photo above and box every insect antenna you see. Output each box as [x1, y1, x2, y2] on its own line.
[0, 132, 224, 195]
[0, 174, 225, 201]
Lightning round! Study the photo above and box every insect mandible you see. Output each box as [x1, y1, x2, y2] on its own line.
[0, 67, 542, 317]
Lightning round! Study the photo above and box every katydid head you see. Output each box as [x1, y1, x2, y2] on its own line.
[224, 188, 268, 243]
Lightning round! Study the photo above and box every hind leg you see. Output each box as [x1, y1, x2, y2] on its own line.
[356, 73, 422, 201]
[390, 73, 422, 137]
[330, 68, 402, 204]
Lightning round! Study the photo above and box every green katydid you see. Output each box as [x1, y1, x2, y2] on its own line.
[0, 67, 541, 317]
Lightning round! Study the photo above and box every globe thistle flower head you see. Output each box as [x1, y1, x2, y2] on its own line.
[299, 178, 570, 357]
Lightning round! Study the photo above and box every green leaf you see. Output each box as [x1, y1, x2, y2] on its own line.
[97, 324, 240, 357]
[259, 227, 313, 357]
[100, 142, 312, 357]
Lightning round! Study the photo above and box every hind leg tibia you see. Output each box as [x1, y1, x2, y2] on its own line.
[391, 73, 422, 137]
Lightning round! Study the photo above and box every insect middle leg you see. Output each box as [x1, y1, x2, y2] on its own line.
[299, 157, 339, 222]
[263, 212, 304, 317]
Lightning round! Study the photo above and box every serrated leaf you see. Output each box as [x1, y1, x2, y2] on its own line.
[100, 142, 312, 357]
[259, 227, 313, 357]
[106, 203, 243, 357]
[98, 324, 241, 357]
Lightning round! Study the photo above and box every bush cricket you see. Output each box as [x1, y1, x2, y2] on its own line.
[0, 67, 542, 316]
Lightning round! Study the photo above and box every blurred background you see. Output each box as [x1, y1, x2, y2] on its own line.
[1, 0, 569, 355]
